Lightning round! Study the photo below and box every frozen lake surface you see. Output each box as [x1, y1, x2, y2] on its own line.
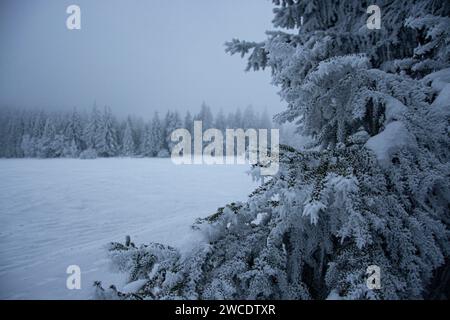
[0, 158, 257, 299]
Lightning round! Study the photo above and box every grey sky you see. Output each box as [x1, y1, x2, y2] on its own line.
[0, 0, 283, 118]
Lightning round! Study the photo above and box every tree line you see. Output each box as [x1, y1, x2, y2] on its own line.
[0, 103, 273, 158]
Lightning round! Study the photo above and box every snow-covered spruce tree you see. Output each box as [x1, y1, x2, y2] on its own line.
[163, 111, 182, 153]
[83, 104, 102, 150]
[148, 112, 164, 156]
[97, 0, 449, 300]
[195, 102, 214, 130]
[65, 108, 84, 152]
[36, 118, 57, 158]
[139, 123, 151, 157]
[122, 119, 136, 156]
[96, 106, 118, 157]
[20, 134, 36, 158]
[214, 109, 227, 132]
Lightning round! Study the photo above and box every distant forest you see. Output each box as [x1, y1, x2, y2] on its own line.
[0, 103, 273, 158]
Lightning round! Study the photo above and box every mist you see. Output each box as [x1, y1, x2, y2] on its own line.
[0, 0, 283, 119]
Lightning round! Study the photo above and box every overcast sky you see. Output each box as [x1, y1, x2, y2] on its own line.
[0, 0, 283, 119]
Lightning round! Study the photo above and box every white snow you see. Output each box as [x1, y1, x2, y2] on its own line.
[425, 68, 450, 115]
[120, 279, 147, 294]
[365, 121, 417, 167]
[384, 96, 408, 123]
[250, 212, 268, 226]
[432, 83, 450, 115]
[0, 158, 257, 299]
[424, 67, 450, 92]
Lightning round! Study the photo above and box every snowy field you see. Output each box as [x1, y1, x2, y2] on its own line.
[0, 158, 258, 299]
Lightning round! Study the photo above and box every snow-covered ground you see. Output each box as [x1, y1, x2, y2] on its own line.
[0, 158, 257, 299]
